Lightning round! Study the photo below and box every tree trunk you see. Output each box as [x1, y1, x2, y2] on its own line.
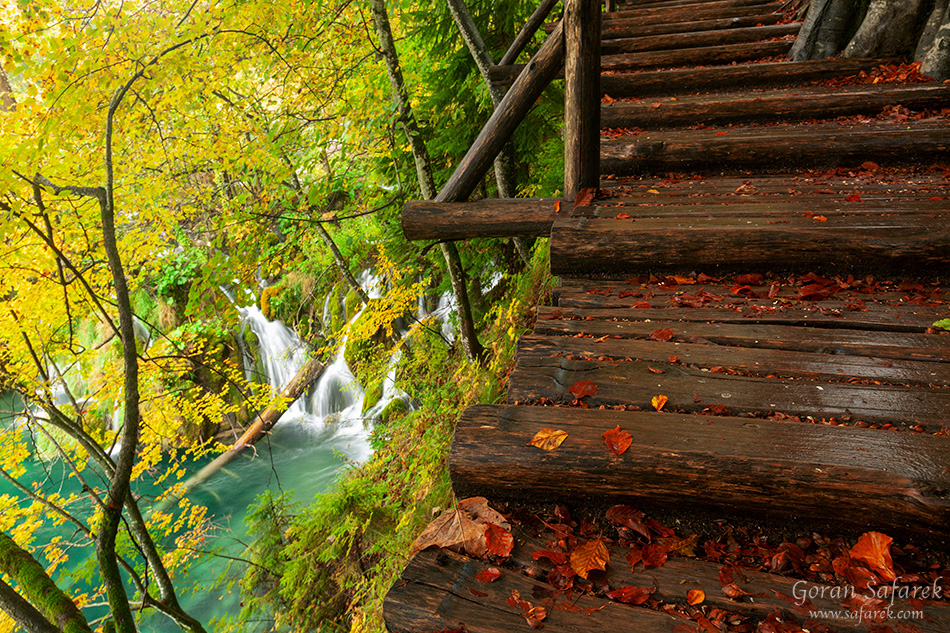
[844, 0, 928, 58]
[370, 0, 485, 362]
[0, 530, 93, 633]
[0, 64, 14, 112]
[921, 3, 950, 80]
[445, 0, 517, 199]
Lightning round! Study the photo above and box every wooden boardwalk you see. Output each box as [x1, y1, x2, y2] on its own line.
[386, 0, 950, 630]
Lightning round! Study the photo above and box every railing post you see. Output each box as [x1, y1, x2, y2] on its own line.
[564, 0, 601, 200]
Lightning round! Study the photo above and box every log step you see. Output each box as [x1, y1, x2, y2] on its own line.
[601, 118, 950, 175]
[600, 57, 890, 97]
[601, 12, 785, 40]
[508, 332, 950, 427]
[549, 211, 950, 277]
[387, 534, 950, 633]
[601, 39, 793, 72]
[602, 83, 950, 129]
[604, 0, 781, 22]
[450, 405, 950, 538]
[602, 22, 800, 55]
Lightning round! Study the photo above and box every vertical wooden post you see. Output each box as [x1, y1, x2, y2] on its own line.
[564, 0, 601, 200]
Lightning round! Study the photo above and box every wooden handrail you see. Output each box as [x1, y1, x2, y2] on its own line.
[498, 0, 561, 66]
[435, 21, 565, 203]
[564, 0, 601, 198]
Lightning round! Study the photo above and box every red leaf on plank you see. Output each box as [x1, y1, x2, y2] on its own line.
[603, 426, 633, 456]
[850, 532, 897, 581]
[652, 395, 669, 411]
[507, 589, 531, 611]
[735, 274, 764, 285]
[607, 585, 654, 605]
[532, 549, 567, 565]
[845, 194, 862, 202]
[574, 187, 597, 207]
[797, 283, 831, 301]
[485, 523, 513, 557]
[650, 328, 674, 342]
[632, 301, 652, 308]
[570, 538, 610, 579]
[625, 546, 643, 567]
[525, 606, 548, 629]
[641, 543, 668, 568]
[647, 366, 665, 374]
[687, 589, 705, 605]
[475, 567, 501, 582]
[569, 379, 598, 399]
[410, 497, 509, 558]
[722, 583, 751, 599]
[606, 505, 651, 541]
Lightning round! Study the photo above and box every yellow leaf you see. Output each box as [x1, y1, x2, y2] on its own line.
[652, 395, 668, 411]
[687, 589, 705, 605]
[528, 428, 568, 451]
[570, 538, 609, 579]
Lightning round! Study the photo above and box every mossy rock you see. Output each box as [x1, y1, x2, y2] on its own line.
[326, 284, 346, 333]
[379, 397, 408, 424]
[343, 288, 362, 322]
[360, 383, 385, 415]
[260, 286, 281, 320]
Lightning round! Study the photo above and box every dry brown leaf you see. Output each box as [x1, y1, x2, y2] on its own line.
[570, 538, 610, 579]
[529, 428, 569, 451]
[409, 497, 510, 558]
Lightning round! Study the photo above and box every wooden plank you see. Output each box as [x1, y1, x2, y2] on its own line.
[601, 12, 784, 40]
[549, 214, 950, 277]
[599, 4, 783, 30]
[599, 58, 892, 97]
[537, 303, 944, 333]
[450, 405, 950, 537]
[517, 331, 950, 385]
[604, 0, 780, 21]
[387, 533, 950, 633]
[507, 355, 950, 429]
[564, 0, 602, 198]
[400, 198, 563, 240]
[602, 23, 800, 55]
[601, 40, 793, 72]
[578, 199, 949, 217]
[532, 311, 950, 362]
[601, 119, 950, 175]
[602, 83, 950, 129]
[384, 546, 684, 633]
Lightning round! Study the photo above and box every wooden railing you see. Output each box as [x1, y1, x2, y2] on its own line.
[433, 0, 600, 204]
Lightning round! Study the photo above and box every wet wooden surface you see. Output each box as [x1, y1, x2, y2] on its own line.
[386, 528, 950, 633]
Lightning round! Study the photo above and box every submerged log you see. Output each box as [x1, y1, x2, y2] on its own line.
[152, 357, 325, 511]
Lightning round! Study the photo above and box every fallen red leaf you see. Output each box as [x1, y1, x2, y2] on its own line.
[485, 523, 513, 557]
[632, 301, 652, 308]
[568, 379, 598, 399]
[687, 589, 705, 605]
[641, 543, 668, 568]
[845, 194, 862, 202]
[603, 426, 633, 456]
[650, 328, 674, 342]
[850, 532, 897, 582]
[606, 505, 651, 541]
[475, 567, 501, 582]
[575, 187, 597, 207]
[607, 584, 654, 605]
[525, 605, 548, 629]
[735, 274, 764, 285]
[570, 538, 610, 579]
[652, 395, 669, 411]
[532, 549, 567, 565]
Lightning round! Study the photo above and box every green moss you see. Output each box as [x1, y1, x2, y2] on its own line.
[360, 384, 384, 415]
[343, 288, 361, 322]
[379, 397, 408, 423]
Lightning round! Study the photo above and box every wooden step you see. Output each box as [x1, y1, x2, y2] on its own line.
[601, 118, 950, 175]
[604, 0, 780, 21]
[602, 22, 800, 55]
[387, 530, 950, 633]
[602, 83, 950, 129]
[601, 39, 793, 72]
[549, 210, 950, 277]
[600, 57, 890, 97]
[602, 2, 783, 29]
[602, 12, 784, 40]
[451, 405, 950, 538]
